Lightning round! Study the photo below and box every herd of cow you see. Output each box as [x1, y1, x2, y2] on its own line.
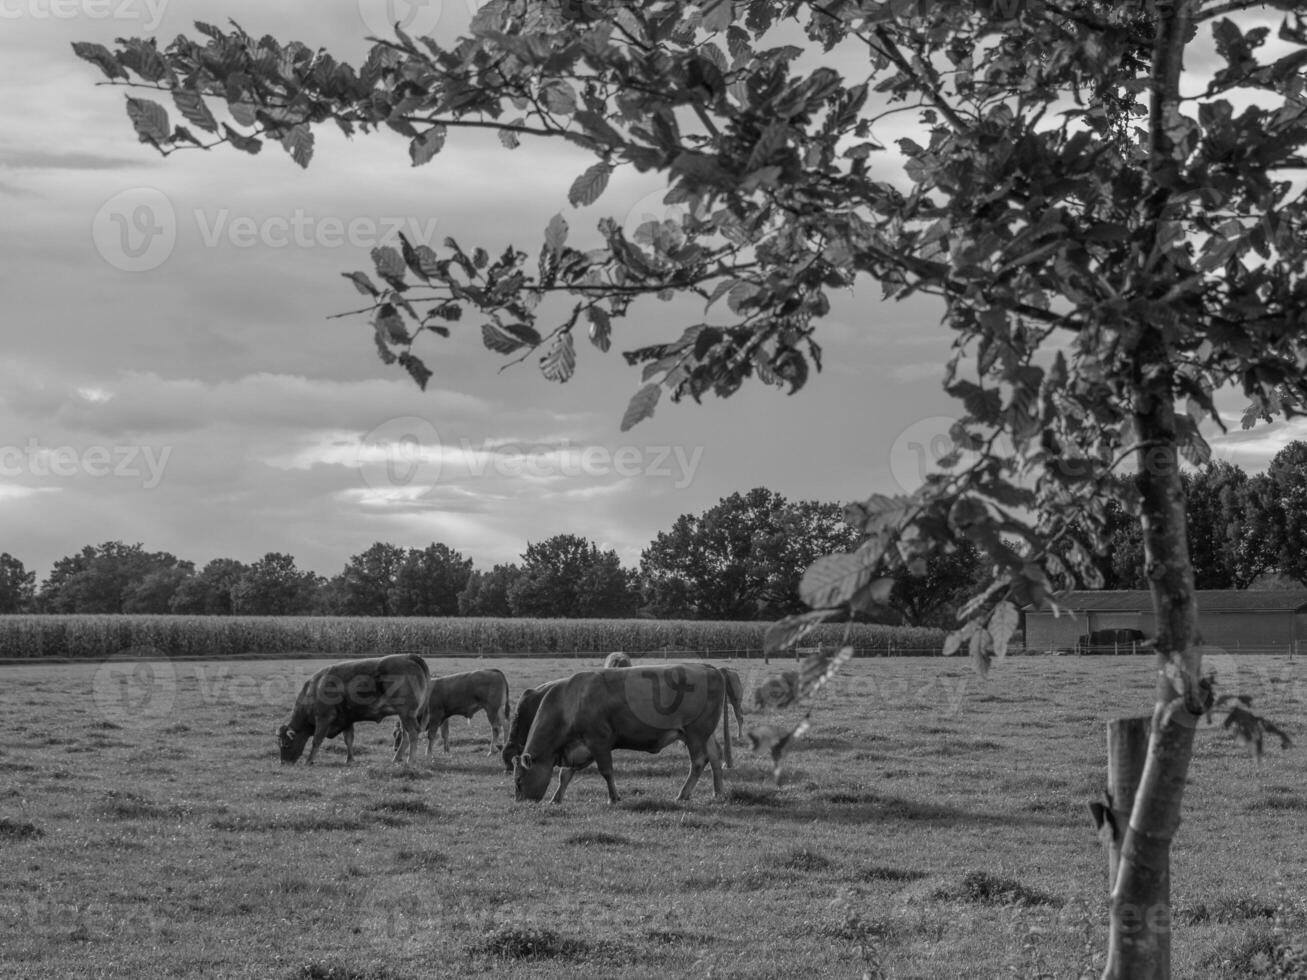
[274, 652, 748, 803]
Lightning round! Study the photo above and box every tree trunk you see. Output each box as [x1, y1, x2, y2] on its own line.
[1090, 716, 1151, 891]
[1101, 2, 1206, 974]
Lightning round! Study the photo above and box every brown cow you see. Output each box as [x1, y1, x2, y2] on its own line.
[501, 678, 565, 773]
[512, 663, 732, 804]
[603, 651, 632, 668]
[392, 668, 511, 756]
[277, 654, 429, 765]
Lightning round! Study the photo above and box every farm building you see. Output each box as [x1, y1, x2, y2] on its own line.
[1024, 590, 1307, 654]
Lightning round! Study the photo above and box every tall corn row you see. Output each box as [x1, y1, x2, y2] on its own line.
[0, 615, 948, 659]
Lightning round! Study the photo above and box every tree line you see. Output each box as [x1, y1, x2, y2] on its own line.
[4, 446, 1307, 622]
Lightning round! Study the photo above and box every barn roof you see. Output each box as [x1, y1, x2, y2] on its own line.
[1030, 590, 1307, 613]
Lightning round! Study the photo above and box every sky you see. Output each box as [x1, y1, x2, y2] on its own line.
[1, 1, 1303, 585]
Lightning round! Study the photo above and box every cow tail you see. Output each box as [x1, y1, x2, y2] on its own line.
[721, 673, 733, 770]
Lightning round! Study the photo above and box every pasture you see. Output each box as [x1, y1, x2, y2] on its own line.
[1, 654, 1304, 979]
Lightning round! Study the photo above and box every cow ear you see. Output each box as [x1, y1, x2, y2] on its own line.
[520, 753, 533, 769]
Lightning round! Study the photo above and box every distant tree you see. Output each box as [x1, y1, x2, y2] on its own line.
[168, 558, 250, 615]
[1248, 441, 1307, 588]
[122, 566, 193, 614]
[1184, 460, 1267, 589]
[888, 541, 983, 628]
[458, 563, 522, 618]
[1098, 500, 1147, 591]
[640, 489, 859, 620]
[388, 543, 474, 617]
[0, 553, 35, 613]
[335, 542, 408, 616]
[37, 542, 190, 613]
[231, 553, 322, 615]
[510, 535, 638, 618]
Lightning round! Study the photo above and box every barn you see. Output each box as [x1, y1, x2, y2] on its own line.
[1023, 590, 1307, 654]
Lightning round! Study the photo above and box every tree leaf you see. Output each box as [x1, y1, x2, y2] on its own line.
[172, 89, 219, 133]
[588, 306, 612, 352]
[342, 271, 380, 297]
[409, 125, 447, 166]
[540, 332, 576, 383]
[569, 161, 612, 207]
[987, 601, 1020, 659]
[126, 97, 170, 144]
[72, 41, 129, 81]
[280, 123, 314, 168]
[621, 384, 661, 431]
[799, 548, 878, 610]
[764, 608, 841, 654]
[544, 213, 569, 255]
[398, 352, 432, 390]
[482, 321, 524, 355]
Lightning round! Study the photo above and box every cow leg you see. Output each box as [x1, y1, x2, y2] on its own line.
[735, 707, 745, 740]
[550, 767, 575, 804]
[343, 725, 356, 765]
[677, 740, 710, 802]
[705, 736, 726, 799]
[440, 719, 451, 754]
[592, 745, 621, 804]
[306, 731, 326, 765]
[394, 716, 419, 765]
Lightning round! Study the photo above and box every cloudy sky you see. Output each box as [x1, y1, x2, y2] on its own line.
[1, 1, 1301, 585]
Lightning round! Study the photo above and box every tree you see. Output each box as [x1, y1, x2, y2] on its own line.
[1183, 460, 1267, 589]
[887, 540, 983, 628]
[37, 542, 190, 613]
[390, 543, 474, 617]
[639, 489, 858, 619]
[509, 535, 639, 618]
[86, 4, 1307, 974]
[231, 553, 322, 616]
[334, 542, 408, 616]
[458, 563, 522, 618]
[122, 566, 193, 614]
[0, 553, 35, 613]
[168, 558, 250, 615]
[1248, 441, 1307, 587]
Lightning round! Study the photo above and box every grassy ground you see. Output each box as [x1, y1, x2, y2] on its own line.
[1, 654, 1304, 979]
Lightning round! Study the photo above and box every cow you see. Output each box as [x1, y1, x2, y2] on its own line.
[511, 663, 732, 804]
[276, 654, 429, 766]
[501, 678, 565, 773]
[752, 670, 799, 710]
[391, 668, 511, 756]
[603, 651, 632, 669]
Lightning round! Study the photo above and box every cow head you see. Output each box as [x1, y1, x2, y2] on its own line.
[501, 741, 522, 774]
[277, 724, 309, 763]
[513, 751, 552, 802]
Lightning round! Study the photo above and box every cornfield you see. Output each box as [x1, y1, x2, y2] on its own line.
[0, 615, 947, 660]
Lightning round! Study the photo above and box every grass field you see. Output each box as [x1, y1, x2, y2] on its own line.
[1, 654, 1304, 979]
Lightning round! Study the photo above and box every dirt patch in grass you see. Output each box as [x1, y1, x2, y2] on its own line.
[468, 924, 595, 961]
[1199, 923, 1307, 978]
[781, 847, 834, 872]
[1176, 895, 1279, 926]
[564, 831, 635, 846]
[620, 798, 682, 813]
[727, 786, 785, 807]
[934, 870, 1062, 908]
[95, 791, 180, 820]
[855, 865, 928, 883]
[394, 848, 448, 869]
[212, 814, 371, 833]
[0, 818, 44, 840]
[289, 962, 405, 980]
[366, 798, 435, 816]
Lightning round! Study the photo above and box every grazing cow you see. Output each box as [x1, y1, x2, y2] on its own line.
[392, 668, 511, 756]
[501, 678, 564, 773]
[603, 651, 632, 669]
[277, 654, 429, 765]
[512, 663, 732, 804]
